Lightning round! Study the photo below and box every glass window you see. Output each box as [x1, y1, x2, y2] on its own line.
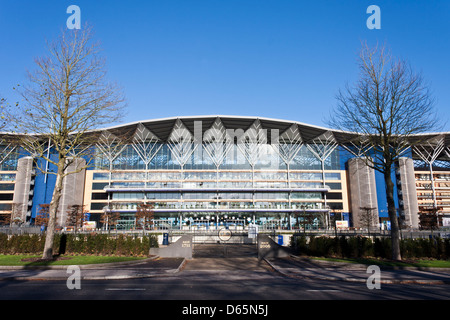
[110, 182, 146, 188]
[0, 184, 14, 191]
[325, 172, 341, 180]
[183, 192, 216, 200]
[219, 171, 252, 180]
[112, 192, 145, 200]
[111, 172, 146, 181]
[0, 146, 20, 171]
[254, 172, 287, 180]
[90, 203, 107, 210]
[290, 172, 322, 180]
[91, 193, 108, 200]
[0, 193, 13, 201]
[0, 203, 12, 210]
[93, 172, 109, 180]
[326, 192, 342, 200]
[0, 174, 16, 181]
[112, 145, 145, 170]
[329, 203, 343, 210]
[92, 182, 108, 190]
[218, 192, 253, 200]
[326, 183, 342, 190]
[289, 182, 324, 189]
[255, 192, 289, 200]
[291, 192, 322, 200]
[254, 181, 288, 188]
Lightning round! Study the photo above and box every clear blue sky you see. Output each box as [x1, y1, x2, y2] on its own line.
[1, 0, 449, 130]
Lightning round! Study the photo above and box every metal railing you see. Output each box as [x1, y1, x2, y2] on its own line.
[0, 225, 42, 235]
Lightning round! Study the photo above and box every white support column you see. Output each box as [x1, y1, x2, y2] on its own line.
[413, 135, 445, 210]
[306, 131, 338, 228]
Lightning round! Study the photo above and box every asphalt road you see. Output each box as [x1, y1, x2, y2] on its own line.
[0, 269, 449, 300]
[0, 244, 449, 310]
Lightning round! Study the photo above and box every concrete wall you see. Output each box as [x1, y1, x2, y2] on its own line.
[57, 158, 87, 226]
[397, 157, 419, 228]
[12, 157, 34, 223]
[150, 235, 193, 258]
[347, 158, 379, 228]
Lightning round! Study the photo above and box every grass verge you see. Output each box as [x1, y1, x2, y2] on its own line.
[0, 255, 146, 266]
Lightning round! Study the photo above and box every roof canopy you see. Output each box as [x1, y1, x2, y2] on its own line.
[2, 115, 450, 162]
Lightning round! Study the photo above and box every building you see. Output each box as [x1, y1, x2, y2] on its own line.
[1, 115, 449, 231]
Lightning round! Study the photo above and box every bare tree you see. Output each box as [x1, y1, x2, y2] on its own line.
[66, 204, 88, 233]
[328, 42, 441, 260]
[419, 208, 441, 233]
[135, 203, 154, 234]
[100, 210, 120, 233]
[295, 207, 317, 233]
[0, 96, 20, 132]
[6, 203, 26, 226]
[359, 206, 378, 237]
[15, 25, 126, 259]
[0, 97, 9, 131]
[35, 204, 50, 229]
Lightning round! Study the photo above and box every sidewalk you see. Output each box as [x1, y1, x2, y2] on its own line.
[0, 254, 449, 285]
[265, 256, 450, 285]
[0, 257, 186, 281]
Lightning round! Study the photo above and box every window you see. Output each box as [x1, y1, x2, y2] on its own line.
[0, 193, 13, 201]
[90, 203, 107, 210]
[111, 172, 146, 181]
[91, 193, 108, 200]
[0, 184, 14, 191]
[325, 172, 341, 180]
[326, 183, 342, 190]
[92, 182, 108, 190]
[93, 172, 109, 180]
[0, 174, 16, 181]
[112, 193, 145, 200]
[0, 203, 12, 210]
[326, 192, 342, 200]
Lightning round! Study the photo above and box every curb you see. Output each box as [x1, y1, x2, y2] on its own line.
[303, 256, 450, 272]
[0, 256, 186, 281]
[263, 258, 450, 285]
[0, 256, 160, 271]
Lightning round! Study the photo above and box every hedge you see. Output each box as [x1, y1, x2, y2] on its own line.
[290, 235, 450, 260]
[0, 233, 159, 256]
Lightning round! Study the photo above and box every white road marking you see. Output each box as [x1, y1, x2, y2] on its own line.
[105, 288, 146, 291]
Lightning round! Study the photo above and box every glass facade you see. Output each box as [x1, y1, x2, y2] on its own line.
[2, 116, 449, 231]
[88, 136, 344, 229]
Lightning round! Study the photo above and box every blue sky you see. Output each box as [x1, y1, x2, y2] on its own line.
[0, 0, 449, 130]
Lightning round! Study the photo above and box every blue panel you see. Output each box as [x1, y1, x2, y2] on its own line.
[30, 154, 58, 222]
[338, 146, 353, 171]
[375, 163, 402, 219]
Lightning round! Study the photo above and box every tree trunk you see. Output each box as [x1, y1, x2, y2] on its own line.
[384, 170, 402, 261]
[42, 160, 65, 260]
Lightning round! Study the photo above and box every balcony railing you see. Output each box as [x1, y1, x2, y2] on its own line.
[103, 202, 326, 212]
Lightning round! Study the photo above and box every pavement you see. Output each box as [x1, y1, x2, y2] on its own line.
[0, 256, 186, 281]
[265, 256, 450, 285]
[0, 245, 450, 285]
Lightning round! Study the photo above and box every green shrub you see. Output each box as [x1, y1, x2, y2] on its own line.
[290, 235, 449, 260]
[374, 237, 391, 259]
[0, 233, 159, 256]
[291, 235, 308, 255]
[308, 236, 336, 257]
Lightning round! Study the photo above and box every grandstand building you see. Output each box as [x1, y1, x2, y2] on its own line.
[1, 115, 449, 231]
